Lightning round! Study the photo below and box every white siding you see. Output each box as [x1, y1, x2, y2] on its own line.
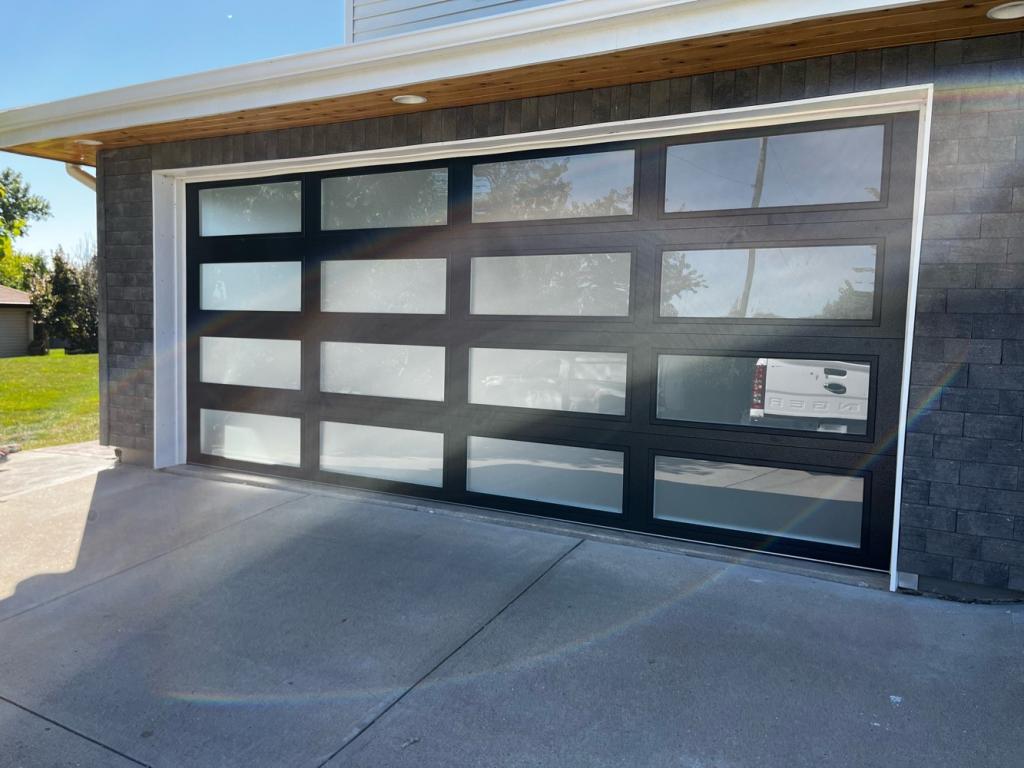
[0, 308, 31, 358]
[351, 0, 559, 42]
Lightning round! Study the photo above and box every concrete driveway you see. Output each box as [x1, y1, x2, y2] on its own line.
[0, 452, 1021, 767]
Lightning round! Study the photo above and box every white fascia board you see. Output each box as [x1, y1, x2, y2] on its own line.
[0, 0, 924, 149]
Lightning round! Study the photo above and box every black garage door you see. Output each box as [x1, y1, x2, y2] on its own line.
[186, 112, 919, 570]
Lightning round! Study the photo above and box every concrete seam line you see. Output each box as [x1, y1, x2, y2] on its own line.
[0, 694, 151, 767]
[315, 538, 586, 767]
[0, 465, 118, 502]
[0, 491, 310, 626]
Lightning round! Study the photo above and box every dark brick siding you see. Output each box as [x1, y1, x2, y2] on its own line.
[97, 33, 1024, 593]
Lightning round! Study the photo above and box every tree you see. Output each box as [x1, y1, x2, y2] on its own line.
[73, 252, 99, 353]
[0, 169, 51, 259]
[0, 250, 48, 292]
[47, 248, 77, 341]
[42, 245, 98, 353]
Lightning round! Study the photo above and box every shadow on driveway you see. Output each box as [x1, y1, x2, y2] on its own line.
[0, 464, 1021, 768]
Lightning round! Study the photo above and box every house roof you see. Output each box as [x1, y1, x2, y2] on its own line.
[0, 0, 1021, 166]
[0, 285, 32, 307]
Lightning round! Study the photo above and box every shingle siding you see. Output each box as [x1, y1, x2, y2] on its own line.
[96, 32, 1024, 594]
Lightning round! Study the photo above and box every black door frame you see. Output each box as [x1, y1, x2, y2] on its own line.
[185, 111, 919, 571]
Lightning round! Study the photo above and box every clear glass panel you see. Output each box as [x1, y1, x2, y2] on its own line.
[653, 455, 864, 547]
[200, 262, 302, 312]
[199, 409, 301, 467]
[321, 259, 446, 314]
[320, 421, 443, 487]
[321, 341, 445, 401]
[470, 253, 631, 316]
[200, 337, 301, 390]
[665, 124, 884, 212]
[660, 245, 877, 320]
[321, 169, 448, 229]
[469, 348, 627, 415]
[657, 355, 870, 435]
[466, 436, 623, 513]
[199, 181, 301, 236]
[472, 149, 635, 222]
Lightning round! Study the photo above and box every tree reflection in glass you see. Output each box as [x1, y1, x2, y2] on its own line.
[200, 181, 302, 236]
[660, 246, 877, 320]
[665, 124, 884, 213]
[472, 150, 634, 222]
[471, 252, 631, 316]
[321, 168, 448, 229]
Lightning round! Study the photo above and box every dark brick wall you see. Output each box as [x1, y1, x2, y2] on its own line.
[96, 33, 1024, 593]
[100, 147, 155, 455]
[900, 34, 1024, 594]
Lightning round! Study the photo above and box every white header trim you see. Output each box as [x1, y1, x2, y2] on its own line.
[160, 85, 932, 181]
[3, 0, 924, 150]
[152, 85, 933, 587]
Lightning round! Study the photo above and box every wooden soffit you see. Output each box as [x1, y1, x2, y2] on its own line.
[6, 0, 1024, 166]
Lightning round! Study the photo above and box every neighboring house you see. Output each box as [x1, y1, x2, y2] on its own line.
[0, 286, 33, 358]
[2, 0, 1023, 597]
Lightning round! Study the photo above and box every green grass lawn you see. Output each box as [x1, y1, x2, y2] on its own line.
[0, 350, 99, 450]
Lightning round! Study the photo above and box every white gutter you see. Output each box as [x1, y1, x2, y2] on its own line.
[0, 0, 925, 150]
[65, 163, 96, 190]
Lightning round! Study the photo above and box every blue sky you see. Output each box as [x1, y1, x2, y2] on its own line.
[2, 1, 345, 256]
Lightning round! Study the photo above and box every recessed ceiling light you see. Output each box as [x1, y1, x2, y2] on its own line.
[74, 138, 103, 146]
[988, 2, 1024, 20]
[392, 94, 427, 105]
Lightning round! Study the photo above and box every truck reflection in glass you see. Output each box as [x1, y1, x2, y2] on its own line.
[656, 355, 869, 435]
[750, 358, 869, 434]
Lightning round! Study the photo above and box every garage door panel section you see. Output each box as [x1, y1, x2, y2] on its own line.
[656, 113, 917, 224]
[186, 110, 917, 569]
[321, 257, 449, 316]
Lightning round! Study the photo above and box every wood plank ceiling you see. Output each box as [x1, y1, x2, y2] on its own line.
[8, 0, 1024, 165]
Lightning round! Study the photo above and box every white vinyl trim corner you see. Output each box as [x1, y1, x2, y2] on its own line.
[152, 174, 187, 468]
[890, 84, 933, 591]
[152, 85, 933, 585]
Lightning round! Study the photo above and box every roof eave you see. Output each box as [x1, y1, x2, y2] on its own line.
[0, 0, 923, 154]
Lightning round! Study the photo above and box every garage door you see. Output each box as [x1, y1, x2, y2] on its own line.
[186, 112, 919, 570]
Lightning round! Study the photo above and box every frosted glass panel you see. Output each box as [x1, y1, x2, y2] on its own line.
[322, 259, 446, 314]
[320, 421, 444, 486]
[200, 262, 301, 312]
[470, 348, 626, 415]
[657, 354, 870, 435]
[472, 150, 634, 222]
[653, 456, 864, 547]
[199, 409, 300, 467]
[321, 169, 448, 229]
[660, 245, 877, 320]
[665, 125, 884, 212]
[471, 253, 630, 316]
[321, 341, 445, 401]
[199, 181, 301, 236]
[467, 436, 623, 513]
[200, 337, 301, 390]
